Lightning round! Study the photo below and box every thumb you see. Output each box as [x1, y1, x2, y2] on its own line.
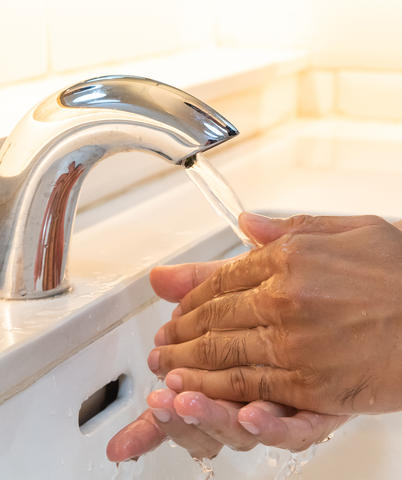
[239, 212, 385, 245]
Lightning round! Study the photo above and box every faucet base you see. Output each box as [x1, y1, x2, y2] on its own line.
[0, 283, 71, 301]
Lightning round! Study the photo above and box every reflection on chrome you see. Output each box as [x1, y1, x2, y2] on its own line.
[0, 76, 238, 299]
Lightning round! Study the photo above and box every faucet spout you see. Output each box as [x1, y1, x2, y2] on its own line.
[0, 75, 238, 299]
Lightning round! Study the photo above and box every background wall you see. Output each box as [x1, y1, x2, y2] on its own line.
[1, 0, 402, 120]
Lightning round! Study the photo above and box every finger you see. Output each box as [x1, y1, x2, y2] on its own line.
[173, 391, 257, 451]
[165, 366, 299, 408]
[238, 402, 351, 451]
[179, 213, 386, 315]
[150, 327, 280, 377]
[392, 220, 402, 231]
[179, 247, 276, 315]
[154, 283, 281, 346]
[150, 255, 244, 303]
[147, 388, 222, 459]
[106, 409, 166, 462]
[239, 212, 386, 245]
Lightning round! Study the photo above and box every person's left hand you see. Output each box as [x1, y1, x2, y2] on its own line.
[107, 387, 348, 462]
[149, 213, 402, 415]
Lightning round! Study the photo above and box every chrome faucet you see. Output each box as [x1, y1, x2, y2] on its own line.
[0, 75, 238, 300]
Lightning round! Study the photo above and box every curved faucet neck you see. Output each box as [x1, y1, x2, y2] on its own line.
[0, 76, 238, 299]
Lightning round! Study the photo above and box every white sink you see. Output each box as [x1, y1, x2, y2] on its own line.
[1, 118, 402, 479]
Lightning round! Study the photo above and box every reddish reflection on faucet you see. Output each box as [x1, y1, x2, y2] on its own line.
[34, 162, 85, 291]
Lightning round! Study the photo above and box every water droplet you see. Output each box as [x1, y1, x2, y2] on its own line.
[294, 445, 317, 468]
[168, 439, 178, 448]
[270, 445, 316, 480]
[266, 447, 281, 467]
[193, 457, 215, 479]
[112, 458, 144, 479]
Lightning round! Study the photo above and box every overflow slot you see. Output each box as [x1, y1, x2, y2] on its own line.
[79, 374, 132, 433]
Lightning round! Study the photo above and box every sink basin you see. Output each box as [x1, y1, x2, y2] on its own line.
[1, 118, 402, 478]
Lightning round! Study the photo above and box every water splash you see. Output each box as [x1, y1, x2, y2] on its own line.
[267, 445, 317, 480]
[193, 457, 215, 480]
[143, 377, 164, 399]
[112, 457, 144, 479]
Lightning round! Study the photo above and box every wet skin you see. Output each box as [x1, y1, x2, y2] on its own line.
[107, 214, 360, 462]
[151, 214, 402, 415]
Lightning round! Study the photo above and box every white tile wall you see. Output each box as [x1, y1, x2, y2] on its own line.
[0, 0, 47, 84]
[3, 0, 402, 127]
[216, 0, 314, 51]
[334, 138, 402, 173]
[47, 1, 184, 72]
[260, 75, 299, 129]
[338, 72, 402, 121]
[299, 71, 335, 116]
[211, 75, 298, 139]
[311, 0, 402, 70]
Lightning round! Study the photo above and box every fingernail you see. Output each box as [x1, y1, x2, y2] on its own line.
[166, 373, 183, 391]
[154, 328, 166, 346]
[239, 421, 260, 435]
[182, 415, 200, 425]
[151, 408, 171, 423]
[147, 349, 160, 373]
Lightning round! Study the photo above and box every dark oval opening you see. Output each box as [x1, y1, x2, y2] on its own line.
[79, 374, 127, 428]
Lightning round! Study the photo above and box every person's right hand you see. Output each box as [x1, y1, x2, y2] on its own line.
[107, 256, 350, 463]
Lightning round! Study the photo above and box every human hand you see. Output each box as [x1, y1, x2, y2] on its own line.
[151, 213, 402, 415]
[107, 385, 348, 462]
[108, 247, 349, 461]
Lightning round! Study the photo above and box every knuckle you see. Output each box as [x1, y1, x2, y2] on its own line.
[364, 214, 385, 225]
[198, 300, 217, 334]
[196, 332, 218, 367]
[229, 368, 250, 400]
[221, 334, 249, 366]
[210, 267, 226, 296]
[288, 214, 314, 230]
[268, 274, 300, 308]
[257, 373, 271, 401]
[273, 234, 307, 271]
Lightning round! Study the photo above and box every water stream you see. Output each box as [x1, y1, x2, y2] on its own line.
[185, 154, 254, 248]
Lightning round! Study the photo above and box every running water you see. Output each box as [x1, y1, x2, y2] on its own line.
[185, 154, 254, 248]
[193, 458, 215, 480]
[112, 457, 145, 479]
